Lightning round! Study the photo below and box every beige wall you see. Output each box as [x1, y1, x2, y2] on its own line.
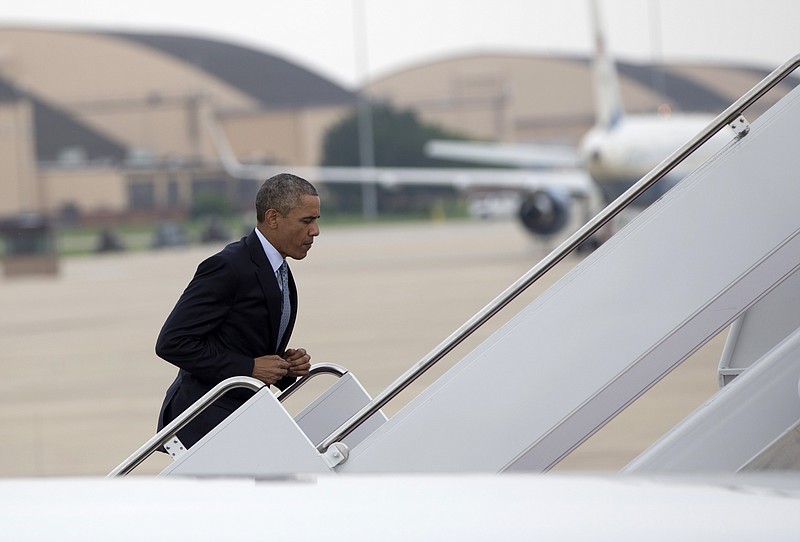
[0, 28, 261, 167]
[0, 99, 38, 216]
[366, 55, 599, 145]
[78, 97, 202, 162]
[223, 104, 352, 166]
[39, 167, 128, 215]
[0, 100, 117, 221]
[295, 106, 354, 165]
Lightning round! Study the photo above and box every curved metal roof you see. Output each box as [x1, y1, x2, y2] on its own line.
[105, 32, 357, 109]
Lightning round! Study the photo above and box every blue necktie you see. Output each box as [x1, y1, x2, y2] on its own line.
[277, 261, 291, 348]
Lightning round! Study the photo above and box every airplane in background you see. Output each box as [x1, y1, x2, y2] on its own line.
[208, 0, 734, 244]
[424, 0, 734, 223]
[206, 116, 597, 241]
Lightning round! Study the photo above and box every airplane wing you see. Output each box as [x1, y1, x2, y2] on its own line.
[225, 162, 594, 196]
[207, 109, 594, 196]
[205, 107, 602, 239]
[424, 139, 582, 169]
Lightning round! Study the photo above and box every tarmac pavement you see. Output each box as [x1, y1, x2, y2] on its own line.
[0, 219, 725, 476]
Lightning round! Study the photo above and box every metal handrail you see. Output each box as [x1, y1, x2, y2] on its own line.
[317, 53, 800, 453]
[276, 362, 348, 402]
[108, 376, 264, 477]
[108, 363, 348, 477]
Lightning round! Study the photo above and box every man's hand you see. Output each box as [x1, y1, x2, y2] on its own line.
[285, 348, 311, 378]
[252, 355, 290, 384]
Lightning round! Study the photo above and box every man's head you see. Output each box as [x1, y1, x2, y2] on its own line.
[256, 173, 320, 260]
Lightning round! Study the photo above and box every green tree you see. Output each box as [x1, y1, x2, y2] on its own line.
[320, 102, 480, 217]
[322, 102, 471, 167]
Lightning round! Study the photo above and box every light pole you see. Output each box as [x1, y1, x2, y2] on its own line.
[353, 0, 378, 219]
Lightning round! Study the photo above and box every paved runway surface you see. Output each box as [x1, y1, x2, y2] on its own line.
[0, 219, 726, 476]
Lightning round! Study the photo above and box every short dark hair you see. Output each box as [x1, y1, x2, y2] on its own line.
[255, 173, 318, 222]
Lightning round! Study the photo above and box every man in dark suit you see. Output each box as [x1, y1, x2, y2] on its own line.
[155, 172, 320, 448]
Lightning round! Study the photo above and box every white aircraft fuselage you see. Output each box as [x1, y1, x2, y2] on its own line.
[579, 113, 731, 203]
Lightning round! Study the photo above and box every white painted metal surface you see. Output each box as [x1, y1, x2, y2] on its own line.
[161, 388, 331, 477]
[294, 372, 387, 449]
[161, 373, 386, 477]
[744, 422, 800, 470]
[338, 82, 800, 473]
[2, 474, 799, 541]
[625, 326, 800, 472]
[718, 267, 800, 386]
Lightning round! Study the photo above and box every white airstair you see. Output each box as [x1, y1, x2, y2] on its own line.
[624, 267, 800, 473]
[111, 55, 800, 478]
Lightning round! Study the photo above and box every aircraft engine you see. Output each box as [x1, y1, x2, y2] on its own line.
[517, 190, 571, 236]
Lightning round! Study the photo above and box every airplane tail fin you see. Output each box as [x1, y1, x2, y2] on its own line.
[589, 0, 624, 129]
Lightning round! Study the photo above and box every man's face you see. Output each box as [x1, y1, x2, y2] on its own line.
[270, 194, 321, 260]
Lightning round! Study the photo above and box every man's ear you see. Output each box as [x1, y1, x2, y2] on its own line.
[264, 208, 281, 229]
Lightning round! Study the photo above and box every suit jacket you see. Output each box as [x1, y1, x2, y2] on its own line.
[155, 230, 297, 447]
